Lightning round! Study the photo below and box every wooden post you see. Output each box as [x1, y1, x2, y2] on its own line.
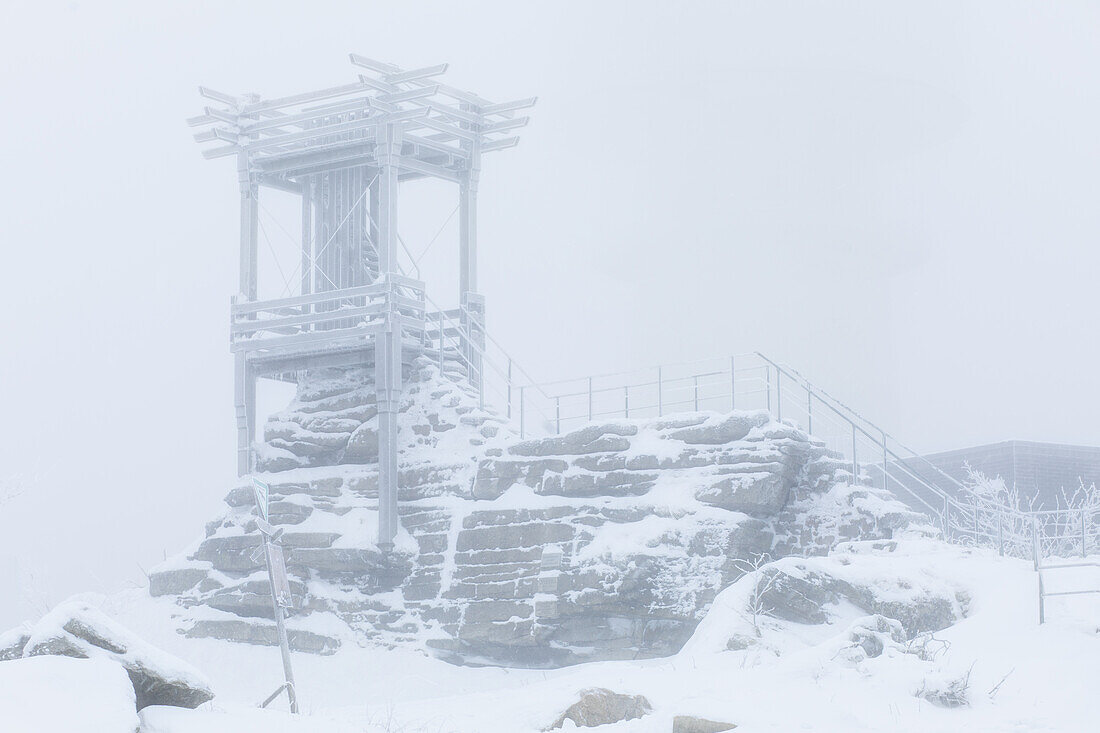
[237, 155, 258, 301]
[373, 122, 402, 552]
[300, 179, 312, 299]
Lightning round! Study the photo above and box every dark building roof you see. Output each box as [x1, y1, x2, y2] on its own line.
[894, 440, 1100, 511]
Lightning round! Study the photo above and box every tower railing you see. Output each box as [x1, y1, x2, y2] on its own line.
[231, 274, 426, 356]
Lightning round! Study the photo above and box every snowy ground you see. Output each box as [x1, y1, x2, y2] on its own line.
[6, 538, 1099, 732]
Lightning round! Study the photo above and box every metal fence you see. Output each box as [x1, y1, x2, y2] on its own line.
[417, 323, 1098, 618]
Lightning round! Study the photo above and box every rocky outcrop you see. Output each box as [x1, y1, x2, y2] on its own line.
[758, 561, 961, 637]
[151, 358, 923, 667]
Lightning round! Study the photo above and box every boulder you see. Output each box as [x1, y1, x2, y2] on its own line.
[344, 421, 380, 462]
[12, 600, 214, 710]
[673, 715, 737, 733]
[757, 562, 962, 637]
[549, 687, 652, 729]
[0, 627, 29, 660]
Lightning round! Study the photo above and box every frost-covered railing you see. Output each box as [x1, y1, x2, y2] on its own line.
[523, 353, 772, 435]
[515, 350, 1097, 565]
[230, 275, 425, 355]
[413, 312, 1097, 569]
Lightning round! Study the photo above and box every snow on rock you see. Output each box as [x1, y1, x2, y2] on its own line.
[150, 358, 926, 667]
[6, 599, 213, 710]
[0, 656, 140, 732]
[548, 687, 653, 729]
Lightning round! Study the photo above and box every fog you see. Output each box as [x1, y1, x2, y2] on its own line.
[2, 0, 1099, 631]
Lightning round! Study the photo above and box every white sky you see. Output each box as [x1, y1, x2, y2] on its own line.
[2, 0, 1099, 628]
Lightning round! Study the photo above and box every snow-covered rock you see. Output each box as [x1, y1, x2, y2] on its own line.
[548, 687, 652, 729]
[151, 359, 925, 666]
[3, 599, 213, 710]
[0, 656, 140, 732]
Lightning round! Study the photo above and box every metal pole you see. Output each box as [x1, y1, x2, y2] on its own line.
[1082, 511, 1088, 558]
[1031, 517, 1040, 571]
[943, 494, 950, 541]
[588, 377, 593, 422]
[997, 510, 1004, 557]
[807, 389, 813, 434]
[657, 367, 663, 417]
[262, 536, 298, 714]
[1038, 570, 1045, 624]
[519, 386, 525, 440]
[507, 359, 512, 419]
[693, 375, 699, 412]
[624, 386, 629, 419]
[438, 312, 444, 374]
[555, 396, 560, 434]
[776, 369, 782, 421]
[881, 431, 888, 493]
[730, 356, 736, 411]
[850, 423, 858, 481]
[766, 366, 771, 412]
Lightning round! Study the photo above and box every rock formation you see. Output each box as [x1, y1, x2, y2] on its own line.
[150, 357, 925, 666]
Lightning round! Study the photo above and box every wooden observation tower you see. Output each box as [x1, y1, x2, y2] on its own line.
[189, 55, 535, 549]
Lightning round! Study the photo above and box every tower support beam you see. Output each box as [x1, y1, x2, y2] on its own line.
[374, 122, 403, 550]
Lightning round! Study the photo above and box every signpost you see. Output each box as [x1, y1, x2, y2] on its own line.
[249, 477, 299, 714]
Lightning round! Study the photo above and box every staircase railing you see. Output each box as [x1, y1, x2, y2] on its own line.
[413, 315, 1097, 600]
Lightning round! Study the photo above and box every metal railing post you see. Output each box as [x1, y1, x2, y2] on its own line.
[730, 356, 736, 411]
[1031, 517, 1040, 571]
[850, 423, 858, 481]
[587, 377, 593, 422]
[766, 366, 772, 412]
[776, 369, 782, 421]
[1038, 570, 1045, 624]
[438, 311, 444, 374]
[943, 495, 951, 541]
[519, 386, 526, 440]
[807, 389, 813, 434]
[881, 431, 888, 493]
[1082, 512, 1088, 558]
[657, 367, 663, 417]
[693, 375, 699, 411]
[997, 510, 1004, 556]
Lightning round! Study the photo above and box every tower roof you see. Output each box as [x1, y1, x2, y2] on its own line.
[188, 54, 536, 183]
